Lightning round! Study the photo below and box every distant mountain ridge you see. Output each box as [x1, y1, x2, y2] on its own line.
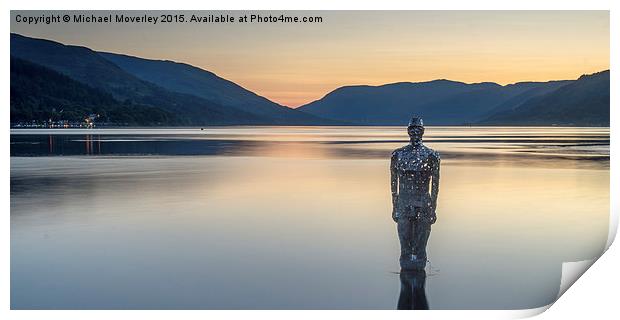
[97, 52, 327, 124]
[297, 78, 577, 125]
[10, 57, 178, 125]
[10, 33, 333, 125]
[480, 70, 610, 126]
[10, 33, 609, 127]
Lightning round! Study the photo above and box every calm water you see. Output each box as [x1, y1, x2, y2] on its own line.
[10, 127, 610, 309]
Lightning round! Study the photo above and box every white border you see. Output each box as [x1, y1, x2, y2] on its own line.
[2, 1, 617, 319]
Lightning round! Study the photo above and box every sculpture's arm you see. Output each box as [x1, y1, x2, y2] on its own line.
[390, 151, 399, 221]
[430, 153, 440, 213]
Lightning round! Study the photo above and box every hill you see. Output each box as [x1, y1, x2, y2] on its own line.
[10, 57, 177, 125]
[297, 79, 569, 125]
[10, 33, 330, 125]
[480, 70, 610, 126]
[98, 52, 327, 124]
[11, 33, 609, 127]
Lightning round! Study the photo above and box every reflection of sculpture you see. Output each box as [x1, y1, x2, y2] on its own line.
[397, 270, 429, 310]
[391, 116, 440, 271]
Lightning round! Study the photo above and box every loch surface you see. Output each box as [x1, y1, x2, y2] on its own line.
[10, 126, 610, 309]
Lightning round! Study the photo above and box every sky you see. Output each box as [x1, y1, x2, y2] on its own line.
[10, 11, 610, 107]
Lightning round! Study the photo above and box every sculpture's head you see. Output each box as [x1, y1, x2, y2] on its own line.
[407, 116, 425, 144]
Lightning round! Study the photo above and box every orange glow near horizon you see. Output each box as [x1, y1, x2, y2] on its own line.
[11, 11, 609, 107]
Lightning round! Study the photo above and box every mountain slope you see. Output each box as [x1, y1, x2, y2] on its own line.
[97, 52, 327, 124]
[480, 70, 610, 126]
[481, 81, 572, 116]
[10, 33, 609, 127]
[297, 80, 494, 124]
[415, 80, 571, 125]
[10, 57, 177, 125]
[10, 33, 281, 125]
[297, 79, 570, 125]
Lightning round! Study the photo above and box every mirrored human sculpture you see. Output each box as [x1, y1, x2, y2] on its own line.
[390, 116, 440, 271]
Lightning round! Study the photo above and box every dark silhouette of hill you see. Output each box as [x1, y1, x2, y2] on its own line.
[414, 80, 570, 125]
[298, 79, 571, 125]
[10, 57, 179, 125]
[97, 52, 329, 124]
[10, 33, 332, 125]
[10, 33, 609, 127]
[480, 70, 610, 126]
[298, 80, 490, 124]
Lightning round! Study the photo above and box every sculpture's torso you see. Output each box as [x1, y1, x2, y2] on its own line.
[392, 143, 439, 220]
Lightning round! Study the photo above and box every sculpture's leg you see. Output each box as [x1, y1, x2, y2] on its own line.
[397, 216, 413, 269]
[412, 219, 432, 269]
